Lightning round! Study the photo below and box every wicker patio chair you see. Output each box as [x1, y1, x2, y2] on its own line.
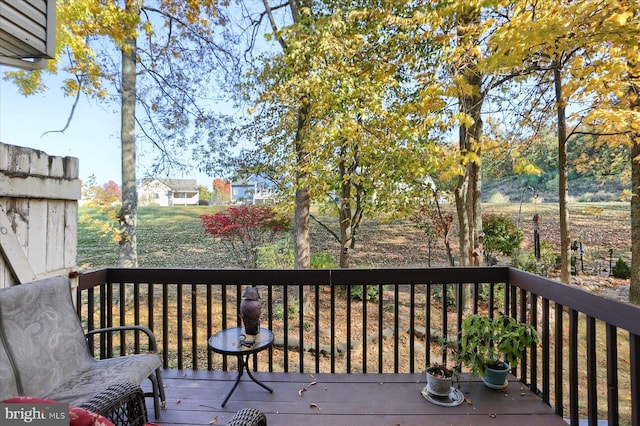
[80, 382, 148, 426]
[227, 407, 267, 426]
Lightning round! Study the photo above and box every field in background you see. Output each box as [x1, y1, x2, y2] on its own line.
[77, 202, 631, 274]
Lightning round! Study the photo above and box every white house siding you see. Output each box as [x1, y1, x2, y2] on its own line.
[138, 178, 200, 206]
[0, 0, 56, 70]
[139, 179, 172, 206]
[170, 191, 199, 206]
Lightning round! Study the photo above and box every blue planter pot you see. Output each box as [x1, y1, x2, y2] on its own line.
[484, 363, 509, 388]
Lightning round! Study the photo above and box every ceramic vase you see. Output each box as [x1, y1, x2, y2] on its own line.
[240, 286, 261, 339]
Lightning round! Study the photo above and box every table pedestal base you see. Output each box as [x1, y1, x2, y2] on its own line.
[222, 353, 273, 407]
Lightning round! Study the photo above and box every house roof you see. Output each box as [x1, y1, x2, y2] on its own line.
[230, 175, 272, 186]
[142, 178, 198, 192]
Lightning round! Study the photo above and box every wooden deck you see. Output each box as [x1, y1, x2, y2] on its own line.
[143, 369, 568, 425]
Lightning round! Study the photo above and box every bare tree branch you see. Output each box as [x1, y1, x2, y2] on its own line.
[41, 74, 83, 137]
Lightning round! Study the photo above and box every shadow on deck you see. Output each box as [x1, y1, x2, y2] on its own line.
[145, 369, 567, 426]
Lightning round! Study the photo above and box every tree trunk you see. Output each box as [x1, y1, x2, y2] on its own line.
[338, 155, 352, 269]
[454, 9, 484, 270]
[293, 99, 311, 311]
[630, 140, 640, 304]
[118, 30, 138, 268]
[554, 67, 571, 284]
[454, 8, 484, 312]
[630, 82, 640, 304]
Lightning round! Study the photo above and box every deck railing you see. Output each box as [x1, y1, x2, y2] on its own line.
[77, 267, 640, 425]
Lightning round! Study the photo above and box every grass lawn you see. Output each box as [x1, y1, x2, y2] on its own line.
[78, 201, 631, 273]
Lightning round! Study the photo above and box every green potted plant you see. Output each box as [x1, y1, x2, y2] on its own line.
[457, 314, 539, 388]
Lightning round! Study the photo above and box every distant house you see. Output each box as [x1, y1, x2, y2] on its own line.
[139, 178, 199, 206]
[230, 175, 275, 205]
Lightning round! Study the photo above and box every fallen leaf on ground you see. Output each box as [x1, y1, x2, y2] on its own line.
[298, 381, 318, 396]
[209, 416, 218, 424]
[310, 403, 321, 410]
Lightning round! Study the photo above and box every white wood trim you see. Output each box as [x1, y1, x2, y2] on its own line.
[0, 174, 81, 200]
[0, 56, 46, 70]
[0, 205, 37, 284]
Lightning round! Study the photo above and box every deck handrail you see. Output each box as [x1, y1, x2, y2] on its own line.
[77, 267, 639, 425]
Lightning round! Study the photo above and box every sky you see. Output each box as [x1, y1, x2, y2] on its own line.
[0, 68, 215, 188]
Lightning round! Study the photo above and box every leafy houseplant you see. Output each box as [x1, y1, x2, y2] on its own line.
[457, 314, 539, 387]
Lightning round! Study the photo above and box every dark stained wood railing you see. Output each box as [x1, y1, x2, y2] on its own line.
[77, 267, 640, 426]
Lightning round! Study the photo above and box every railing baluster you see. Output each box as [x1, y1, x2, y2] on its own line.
[86, 287, 95, 356]
[555, 302, 564, 419]
[106, 283, 113, 358]
[299, 283, 304, 372]
[148, 282, 154, 336]
[455, 283, 463, 366]
[518, 288, 527, 380]
[528, 293, 538, 387]
[162, 283, 169, 369]
[346, 283, 352, 373]
[569, 309, 579, 425]
[378, 283, 383, 373]
[362, 284, 368, 373]
[314, 284, 320, 374]
[586, 316, 597, 424]
[267, 284, 274, 372]
[442, 283, 448, 365]
[488, 282, 495, 316]
[177, 283, 183, 370]
[425, 282, 431, 369]
[409, 284, 415, 373]
[221, 284, 227, 371]
[473, 282, 479, 314]
[542, 298, 550, 404]
[192, 283, 198, 370]
[283, 284, 290, 373]
[119, 282, 125, 357]
[207, 284, 212, 370]
[330, 283, 336, 374]
[134, 282, 140, 353]
[630, 332, 639, 426]
[394, 284, 399, 374]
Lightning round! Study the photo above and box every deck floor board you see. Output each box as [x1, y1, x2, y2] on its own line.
[144, 370, 567, 425]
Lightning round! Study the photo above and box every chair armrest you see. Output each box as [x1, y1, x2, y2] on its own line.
[79, 382, 148, 426]
[86, 325, 159, 353]
[228, 407, 267, 426]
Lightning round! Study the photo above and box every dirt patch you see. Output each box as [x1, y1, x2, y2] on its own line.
[310, 203, 632, 302]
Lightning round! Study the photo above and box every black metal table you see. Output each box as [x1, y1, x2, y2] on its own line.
[208, 327, 274, 407]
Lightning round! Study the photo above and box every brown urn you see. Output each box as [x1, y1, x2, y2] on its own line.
[240, 286, 261, 337]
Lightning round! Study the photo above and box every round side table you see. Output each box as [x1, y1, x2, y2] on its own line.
[208, 327, 274, 407]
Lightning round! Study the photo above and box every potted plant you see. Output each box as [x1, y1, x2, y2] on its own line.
[425, 338, 458, 396]
[457, 314, 539, 388]
[425, 363, 455, 396]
